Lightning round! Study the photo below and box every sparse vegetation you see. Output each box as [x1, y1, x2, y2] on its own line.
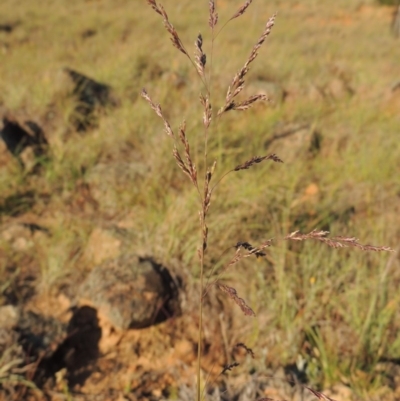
[0, 0, 400, 400]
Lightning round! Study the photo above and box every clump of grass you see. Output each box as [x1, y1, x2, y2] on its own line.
[143, 1, 393, 400]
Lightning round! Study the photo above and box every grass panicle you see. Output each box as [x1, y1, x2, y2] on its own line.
[142, 2, 394, 400]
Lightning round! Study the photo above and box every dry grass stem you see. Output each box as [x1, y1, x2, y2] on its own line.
[146, 0, 189, 57]
[236, 342, 255, 358]
[285, 230, 393, 252]
[229, 0, 253, 22]
[221, 362, 240, 375]
[194, 34, 207, 78]
[209, 0, 218, 28]
[218, 14, 276, 115]
[141, 88, 174, 137]
[217, 283, 256, 316]
[234, 154, 283, 171]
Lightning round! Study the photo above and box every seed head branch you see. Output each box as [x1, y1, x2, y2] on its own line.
[194, 34, 207, 78]
[218, 14, 276, 116]
[141, 88, 174, 138]
[220, 362, 240, 375]
[204, 239, 273, 298]
[209, 0, 218, 28]
[218, 283, 256, 316]
[146, 0, 162, 15]
[285, 230, 393, 252]
[229, 0, 253, 22]
[178, 121, 198, 186]
[230, 94, 269, 111]
[146, 0, 189, 57]
[234, 154, 283, 171]
[200, 94, 212, 129]
[236, 342, 255, 358]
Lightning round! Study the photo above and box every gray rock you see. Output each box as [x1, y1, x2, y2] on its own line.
[78, 254, 180, 330]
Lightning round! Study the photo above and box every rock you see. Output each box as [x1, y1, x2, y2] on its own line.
[264, 122, 322, 163]
[65, 68, 117, 131]
[0, 305, 20, 330]
[78, 255, 180, 330]
[0, 117, 48, 169]
[18, 310, 66, 352]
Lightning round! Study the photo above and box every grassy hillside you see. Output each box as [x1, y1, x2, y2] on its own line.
[1, 0, 400, 400]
